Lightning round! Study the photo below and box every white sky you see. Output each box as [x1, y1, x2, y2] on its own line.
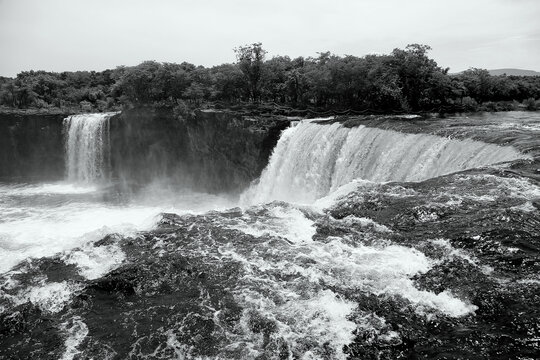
[1, 0, 539, 77]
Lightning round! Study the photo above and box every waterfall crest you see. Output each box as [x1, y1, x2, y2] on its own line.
[243, 120, 526, 204]
[64, 113, 117, 183]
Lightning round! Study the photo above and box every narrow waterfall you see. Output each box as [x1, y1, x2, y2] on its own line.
[63, 113, 117, 183]
[243, 120, 527, 204]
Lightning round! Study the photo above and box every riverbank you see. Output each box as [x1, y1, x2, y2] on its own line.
[1, 97, 539, 119]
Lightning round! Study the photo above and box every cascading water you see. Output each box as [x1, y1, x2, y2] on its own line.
[63, 113, 117, 183]
[242, 120, 527, 204]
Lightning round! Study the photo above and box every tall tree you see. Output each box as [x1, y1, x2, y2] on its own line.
[234, 43, 267, 102]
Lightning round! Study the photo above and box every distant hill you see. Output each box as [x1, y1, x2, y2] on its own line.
[488, 68, 540, 76]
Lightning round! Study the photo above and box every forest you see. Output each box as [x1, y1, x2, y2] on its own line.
[1, 43, 539, 114]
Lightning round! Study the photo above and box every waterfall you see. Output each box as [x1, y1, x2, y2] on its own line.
[63, 113, 117, 183]
[243, 120, 527, 204]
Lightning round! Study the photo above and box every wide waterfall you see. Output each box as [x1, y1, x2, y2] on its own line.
[2, 111, 540, 359]
[243, 120, 526, 204]
[63, 113, 117, 183]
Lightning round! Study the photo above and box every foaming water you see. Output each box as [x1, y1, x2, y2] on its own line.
[0, 193, 158, 273]
[0, 182, 234, 274]
[242, 120, 526, 204]
[60, 317, 89, 360]
[227, 203, 476, 317]
[161, 202, 478, 357]
[64, 113, 117, 183]
[0, 183, 98, 196]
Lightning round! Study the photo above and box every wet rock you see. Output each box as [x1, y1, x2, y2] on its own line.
[93, 233, 122, 247]
[10, 257, 82, 285]
[413, 258, 491, 299]
[67, 242, 244, 358]
[0, 303, 64, 359]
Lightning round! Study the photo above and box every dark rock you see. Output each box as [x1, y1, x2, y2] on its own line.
[0, 303, 64, 359]
[0, 113, 66, 181]
[93, 233, 122, 247]
[109, 107, 291, 193]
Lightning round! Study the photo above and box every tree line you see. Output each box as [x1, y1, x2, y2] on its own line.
[1, 43, 539, 113]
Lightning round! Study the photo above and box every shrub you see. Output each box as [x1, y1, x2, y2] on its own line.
[79, 100, 93, 112]
[524, 98, 537, 111]
[461, 96, 478, 112]
[173, 99, 190, 122]
[481, 101, 498, 112]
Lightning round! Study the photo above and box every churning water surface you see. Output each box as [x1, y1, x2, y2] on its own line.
[1, 111, 540, 359]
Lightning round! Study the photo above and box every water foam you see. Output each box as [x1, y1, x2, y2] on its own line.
[231, 205, 316, 243]
[0, 182, 98, 196]
[62, 242, 126, 280]
[234, 289, 356, 360]
[26, 281, 81, 313]
[227, 204, 476, 319]
[1, 278, 82, 314]
[0, 201, 160, 273]
[0, 180, 239, 275]
[60, 317, 89, 360]
[206, 203, 478, 357]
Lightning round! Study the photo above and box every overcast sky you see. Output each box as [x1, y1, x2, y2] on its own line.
[1, 0, 539, 77]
